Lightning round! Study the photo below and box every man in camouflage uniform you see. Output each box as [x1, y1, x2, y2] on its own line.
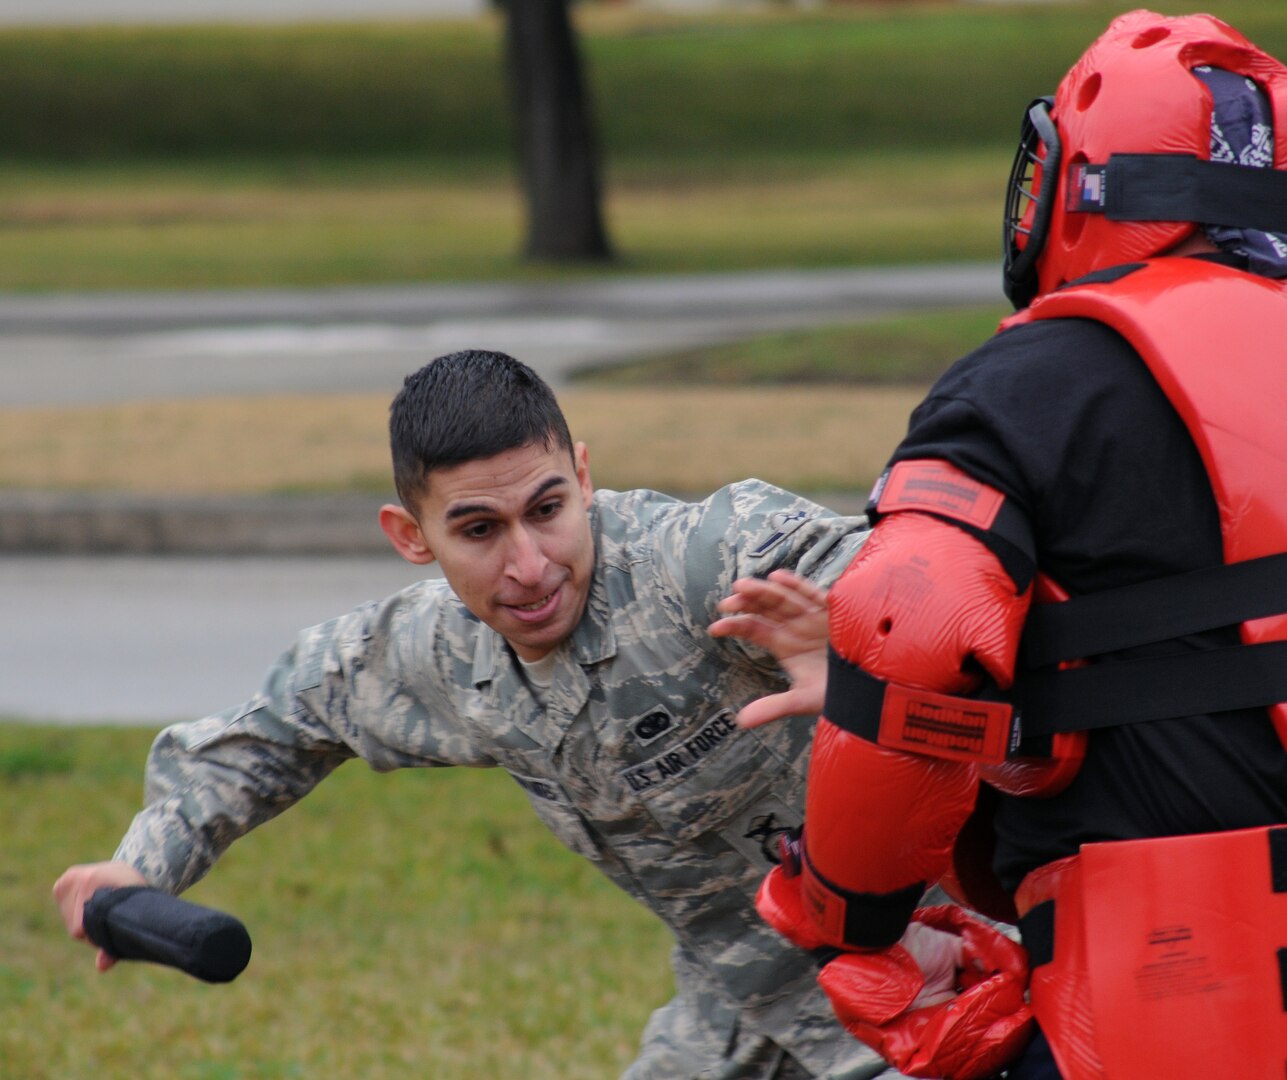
[54, 349, 897, 1079]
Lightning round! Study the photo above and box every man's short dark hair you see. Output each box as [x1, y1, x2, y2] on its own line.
[389, 350, 574, 510]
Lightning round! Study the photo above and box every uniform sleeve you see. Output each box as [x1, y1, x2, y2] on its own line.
[113, 582, 491, 894]
[652, 480, 870, 646]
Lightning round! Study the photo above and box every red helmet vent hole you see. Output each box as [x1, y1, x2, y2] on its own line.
[1131, 27, 1171, 50]
[1076, 73, 1102, 112]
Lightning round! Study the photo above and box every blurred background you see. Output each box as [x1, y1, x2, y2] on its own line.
[3, 1, 1282, 1076]
[5, 0, 1282, 503]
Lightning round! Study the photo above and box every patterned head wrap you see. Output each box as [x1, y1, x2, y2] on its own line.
[1192, 65, 1287, 277]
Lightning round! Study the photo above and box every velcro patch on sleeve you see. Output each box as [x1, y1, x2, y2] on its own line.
[874, 459, 1005, 531]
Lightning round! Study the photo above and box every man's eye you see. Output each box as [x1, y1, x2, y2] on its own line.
[463, 522, 494, 539]
[532, 500, 561, 519]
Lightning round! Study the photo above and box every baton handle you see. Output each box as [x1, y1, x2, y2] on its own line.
[83, 886, 252, 984]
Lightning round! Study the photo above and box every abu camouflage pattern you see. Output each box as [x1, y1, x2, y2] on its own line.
[115, 481, 895, 1079]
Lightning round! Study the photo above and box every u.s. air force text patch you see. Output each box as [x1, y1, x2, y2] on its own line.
[620, 710, 738, 793]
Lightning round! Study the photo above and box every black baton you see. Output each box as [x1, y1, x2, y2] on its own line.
[83, 886, 252, 984]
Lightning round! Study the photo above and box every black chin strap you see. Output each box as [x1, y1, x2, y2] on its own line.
[1070, 153, 1287, 234]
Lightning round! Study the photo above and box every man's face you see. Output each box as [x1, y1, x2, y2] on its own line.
[406, 441, 595, 662]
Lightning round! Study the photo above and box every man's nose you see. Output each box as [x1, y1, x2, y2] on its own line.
[506, 526, 549, 584]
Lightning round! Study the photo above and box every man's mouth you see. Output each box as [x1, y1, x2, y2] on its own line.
[504, 586, 561, 621]
[515, 592, 554, 612]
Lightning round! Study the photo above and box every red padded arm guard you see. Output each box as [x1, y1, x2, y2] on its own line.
[799, 504, 1033, 949]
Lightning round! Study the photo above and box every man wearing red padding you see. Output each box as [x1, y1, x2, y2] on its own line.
[713, 11, 1287, 1079]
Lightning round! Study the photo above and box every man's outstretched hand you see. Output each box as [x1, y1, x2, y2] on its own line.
[710, 569, 830, 728]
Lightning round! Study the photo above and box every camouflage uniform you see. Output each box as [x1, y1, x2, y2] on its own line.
[115, 481, 896, 1080]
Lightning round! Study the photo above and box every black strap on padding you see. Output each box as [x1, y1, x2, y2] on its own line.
[866, 487, 1037, 571]
[823, 646, 1010, 740]
[822, 647, 888, 744]
[1272, 826, 1287, 895]
[803, 849, 925, 950]
[948, 498, 1038, 592]
[1023, 551, 1287, 668]
[1267, 829, 1287, 1013]
[1076, 154, 1287, 234]
[1018, 899, 1055, 969]
[1016, 639, 1287, 736]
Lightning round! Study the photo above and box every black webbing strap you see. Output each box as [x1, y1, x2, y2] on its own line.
[1272, 827, 1287, 894]
[1071, 154, 1287, 234]
[823, 649, 886, 744]
[1018, 899, 1055, 969]
[1017, 639, 1287, 736]
[1023, 551, 1287, 668]
[802, 850, 925, 950]
[824, 647, 1016, 762]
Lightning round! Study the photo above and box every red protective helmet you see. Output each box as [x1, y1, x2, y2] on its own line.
[1003, 9, 1287, 308]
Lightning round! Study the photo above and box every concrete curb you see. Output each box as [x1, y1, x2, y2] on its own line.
[0, 489, 869, 555]
[0, 491, 392, 555]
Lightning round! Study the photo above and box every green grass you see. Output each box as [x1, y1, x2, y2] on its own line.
[2, 4, 1284, 161]
[573, 304, 1007, 386]
[0, 147, 1007, 289]
[1, 722, 672, 1080]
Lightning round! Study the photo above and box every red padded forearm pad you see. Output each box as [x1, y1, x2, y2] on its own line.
[803, 720, 978, 947]
[802, 511, 1032, 946]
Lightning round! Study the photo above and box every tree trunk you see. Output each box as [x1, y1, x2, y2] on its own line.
[503, 0, 613, 262]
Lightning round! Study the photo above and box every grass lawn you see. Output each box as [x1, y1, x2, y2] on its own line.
[0, 149, 1006, 290]
[1, 723, 673, 1080]
[3, 2, 1286, 292]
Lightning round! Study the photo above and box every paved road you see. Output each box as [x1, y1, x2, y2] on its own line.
[0, 263, 1000, 406]
[3, 554, 437, 725]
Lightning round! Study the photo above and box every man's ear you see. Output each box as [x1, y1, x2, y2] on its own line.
[378, 504, 436, 565]
[573, 441, 593, 502]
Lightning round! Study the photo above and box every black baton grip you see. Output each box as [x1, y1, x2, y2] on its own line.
[83, 886, 251, 984]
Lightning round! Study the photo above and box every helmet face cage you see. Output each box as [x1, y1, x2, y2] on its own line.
[1003, 97, 1060, 309]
